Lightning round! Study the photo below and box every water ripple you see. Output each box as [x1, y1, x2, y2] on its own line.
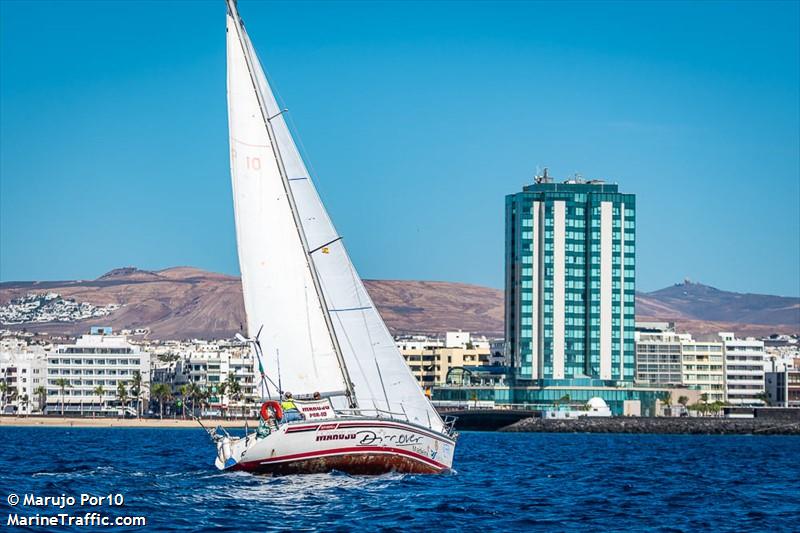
[1, 428, 798, 531]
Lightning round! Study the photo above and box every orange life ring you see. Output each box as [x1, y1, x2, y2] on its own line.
[260, 400, 283, 421]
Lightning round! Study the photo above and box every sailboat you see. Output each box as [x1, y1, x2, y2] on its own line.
[212, 0, 457, 475]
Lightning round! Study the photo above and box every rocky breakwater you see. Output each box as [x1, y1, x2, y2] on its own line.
[501, 416, 800, 435]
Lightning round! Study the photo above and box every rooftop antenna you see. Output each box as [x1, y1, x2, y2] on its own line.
[536, 167, 550, 184]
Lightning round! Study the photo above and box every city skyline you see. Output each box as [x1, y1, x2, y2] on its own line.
[1, 1, 798, 296]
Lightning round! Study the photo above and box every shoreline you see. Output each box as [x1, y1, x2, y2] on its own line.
[3, 415, 799, 435]
[0, 416, 252, 428]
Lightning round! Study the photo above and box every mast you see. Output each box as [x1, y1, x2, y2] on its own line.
[226, 0, 356, 406]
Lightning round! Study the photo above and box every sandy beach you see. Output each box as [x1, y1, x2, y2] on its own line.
[0, 416, 252, 428]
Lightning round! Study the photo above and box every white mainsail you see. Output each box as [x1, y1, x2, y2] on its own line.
[227, 12, 346, 398]
[227, 2, 444, 432]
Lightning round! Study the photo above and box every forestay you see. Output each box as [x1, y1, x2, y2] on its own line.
[229, 5, 444, 433]
[226, 13, 346, 398]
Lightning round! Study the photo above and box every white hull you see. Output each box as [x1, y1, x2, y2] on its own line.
[216, 417, 456, 475]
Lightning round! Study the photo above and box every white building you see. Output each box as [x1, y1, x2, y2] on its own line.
[763, 346, 799, 373]
[46, 330, 150, 416]
[394, 335, 443, 351]
[765, 369, 800, 408]
[635, 329, 692, 385]
[720, 333, 765, 406]
[0, 340, 47, 414]
[150, 339, 256, 417]
[445, 331, 471, 349]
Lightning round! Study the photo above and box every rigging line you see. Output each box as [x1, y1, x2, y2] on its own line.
[330, 305, 380, 413]
[304, 281, 321, 379]
[374, 359, 392, 415]
[343, 252, 392, 411]
[228, 3, 356, 407]
[233, 4, 323, 202]
[309, 237, 343, 255]
[257, 51, 323, 191]
[252, 337, 281, 398]
[276, 348, 282, 397]
[345, 250, 443, 428]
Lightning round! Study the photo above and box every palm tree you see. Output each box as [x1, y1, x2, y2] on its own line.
[200, 385, 212, 419]
[130, 371, 143, 418]
[151, 383, 171, 419]
[0, 380, 8, 410]
[116, 381, 128, 417]
[178, 384, 189, 419]
[755, 391, 769, 406]
[224, 374, 243, 419]
[187, 382, 202, 418]
[191, 384, 207, 419]
[699, 393, 710, 417]
[678, 395, 689, 416]
[34, 385, 46, 414]
[20, 394, 29, 417]
[55, 378, 71, 416]
[93, 385, 105, 416]
[662, 392, 672, 416]
[218, 381, 229, 419]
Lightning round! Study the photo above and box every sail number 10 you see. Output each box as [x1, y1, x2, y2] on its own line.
[245, 156, 261, 170]
[231, 148, 262, 172]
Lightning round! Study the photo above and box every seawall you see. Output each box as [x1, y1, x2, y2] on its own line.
[501, 416, 800, 435]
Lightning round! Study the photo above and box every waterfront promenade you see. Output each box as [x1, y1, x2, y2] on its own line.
[0, 416, 249, 428]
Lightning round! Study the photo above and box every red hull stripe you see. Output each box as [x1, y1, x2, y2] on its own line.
[335, 422, 455, 445]
[286, 424, 321, 431]
[285, 425, 320, 433]
[239, 445, 448, 471]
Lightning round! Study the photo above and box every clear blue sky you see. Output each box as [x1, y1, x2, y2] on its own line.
[1, 1, 798, 296]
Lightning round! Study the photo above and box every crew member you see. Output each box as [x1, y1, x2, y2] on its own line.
[281, 391, 303, 422]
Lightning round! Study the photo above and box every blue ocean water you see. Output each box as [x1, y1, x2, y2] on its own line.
[1, 427, 798, 532]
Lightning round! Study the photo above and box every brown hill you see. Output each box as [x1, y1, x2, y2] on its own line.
[0, 268, 796, 340]
[0, 267, 503, 339]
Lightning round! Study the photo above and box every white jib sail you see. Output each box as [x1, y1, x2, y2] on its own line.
[227, 12, 346, 398]
[228, 3, 444, 433]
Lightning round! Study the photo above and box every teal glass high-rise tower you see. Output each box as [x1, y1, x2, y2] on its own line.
[505, 174, 636, 383]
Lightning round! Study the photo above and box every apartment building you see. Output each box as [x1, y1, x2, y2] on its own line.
[151, 340, 256, 416]
[401, 347, 491, 387]
[680, 340, 725, 402]
[0, 338, 47, 414]
[635, 329, 691, 385]
[46, 329, 150, 416]
[720, 333, 765, 405]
